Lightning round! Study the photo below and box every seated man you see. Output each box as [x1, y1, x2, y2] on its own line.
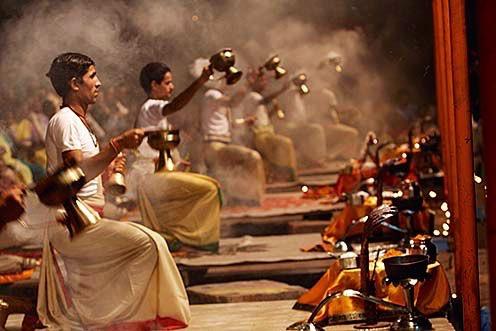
[195, 59, 266, 206]
[131, 61, 221, 252]
[0, 187, 40, 331]
[240, 69, 298, 182]
[275, 86, 327, 169]
[320, 88, 360, 161]
[40, 52, 190, 329]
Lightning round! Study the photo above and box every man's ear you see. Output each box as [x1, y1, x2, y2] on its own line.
[69, 77, 80, 92]
[150, 80, 158, 92]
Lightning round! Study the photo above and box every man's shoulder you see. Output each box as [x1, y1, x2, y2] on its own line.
[141, 98, 168, 112]
[204, 89, 223, 99]
[248, 91, 263, 99]
[48, 107, 76, 122]
[47, 107, 79, 131]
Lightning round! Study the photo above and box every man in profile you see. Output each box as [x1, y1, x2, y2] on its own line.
[40, 52, 190, 329]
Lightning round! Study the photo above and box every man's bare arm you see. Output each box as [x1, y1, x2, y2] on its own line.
[260, 81, 291, 105]
[62, 129, 144, 182]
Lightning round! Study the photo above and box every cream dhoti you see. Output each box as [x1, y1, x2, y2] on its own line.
[37, 218, 190, 330]
[137, 171, 221, 251]
[274, 122, 327, 169]
[324, 123, 360, 161]
[203, 141, 265, 206]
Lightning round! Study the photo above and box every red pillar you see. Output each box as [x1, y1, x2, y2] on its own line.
[432, 0, 451, 201]
[448, 1, 480, 330]
[433, 0, 480, 329]
[475, 0, 496, 326]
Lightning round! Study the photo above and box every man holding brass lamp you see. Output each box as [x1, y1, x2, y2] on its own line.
[40, 52, 190, 330]
[131, 60, 222, 252]
[195, 57, 267, 206]
[241, 68, 299, 183]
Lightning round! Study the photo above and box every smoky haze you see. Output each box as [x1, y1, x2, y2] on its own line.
[0, 0, 434, 133]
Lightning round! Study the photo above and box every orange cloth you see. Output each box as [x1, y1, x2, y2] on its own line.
[321, 199, 432, 252]
[295, 252, 450, 322]
[0, 269, 34, 285]
[322, 203, 373, 250]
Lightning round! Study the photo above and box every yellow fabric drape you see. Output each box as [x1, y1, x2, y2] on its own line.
[138, 171, 221, 250]
[253, 126, 297, 181]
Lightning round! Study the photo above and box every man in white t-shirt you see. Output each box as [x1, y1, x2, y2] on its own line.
[39, 52, 190, 330]
[240, 69, 298, 183]
[128, 61, 223, 252]
[196, 60, 266, 206]
[275, 87, 328, 169]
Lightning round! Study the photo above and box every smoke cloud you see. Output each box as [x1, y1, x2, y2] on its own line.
[0, 0, 435, 179]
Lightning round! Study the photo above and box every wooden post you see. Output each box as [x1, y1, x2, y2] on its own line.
[432, 0, 452, 202]
[433, 0, 480, 329]
[475, 0, 496, 326]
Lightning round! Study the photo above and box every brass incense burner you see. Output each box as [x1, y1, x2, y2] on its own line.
[146, 129, 180, 172]
[260, 54, 287, 79]
[34, 165, 100, 237]
[209, 48, 243, 85]
[383, 255, 432, 331]
[292, 73, 310, 95]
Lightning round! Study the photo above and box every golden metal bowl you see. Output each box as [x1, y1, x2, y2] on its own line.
[146, 129, 180, 151]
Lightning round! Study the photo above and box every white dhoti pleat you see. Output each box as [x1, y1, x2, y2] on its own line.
[37, 219, 190, 330]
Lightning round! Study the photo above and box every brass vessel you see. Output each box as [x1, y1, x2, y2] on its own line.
[292, 73, 310, 95]
[146, 129, 181, 172]
[261, 54, 287, 79]
[34, 165, 100, 238]
[209, 48, 243, 85]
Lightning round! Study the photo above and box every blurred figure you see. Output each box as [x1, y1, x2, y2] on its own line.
[195, 58, 266, 206]
[320, 88, 361, 160]
[0, 167, 41, 331]
[275, 83, 327, 169]
[240, 68, 298, 182]
[0, 125, 33, 186]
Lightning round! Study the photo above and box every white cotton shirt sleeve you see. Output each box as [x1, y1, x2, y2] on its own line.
[45, 107, 100, 198]
[244, 92, 269, 128]
[136, 99, 169, 129]
[137, 99, 171, 158]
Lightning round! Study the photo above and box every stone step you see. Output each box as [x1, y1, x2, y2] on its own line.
[287, 219, 329, 234]
[187, 279, 306, 304]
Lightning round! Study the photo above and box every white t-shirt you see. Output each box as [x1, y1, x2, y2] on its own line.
[286, 89, 307, 122]
[136, 98, 170, 158]
[201, 89, 231, 139]
[45, 107, 100, 198]
[243, 92, 270, 128]
[136, 98, 169, 129]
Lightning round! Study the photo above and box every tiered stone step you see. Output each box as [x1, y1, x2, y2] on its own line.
[287, 219, 329, 234]
[187, 279, 306, 304]
[175, 233, 333, 287]
[183, 300, 455, 330]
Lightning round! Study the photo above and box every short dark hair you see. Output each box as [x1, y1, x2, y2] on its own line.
[46, 52, 95, 97]
[139, 62, 171, 94]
